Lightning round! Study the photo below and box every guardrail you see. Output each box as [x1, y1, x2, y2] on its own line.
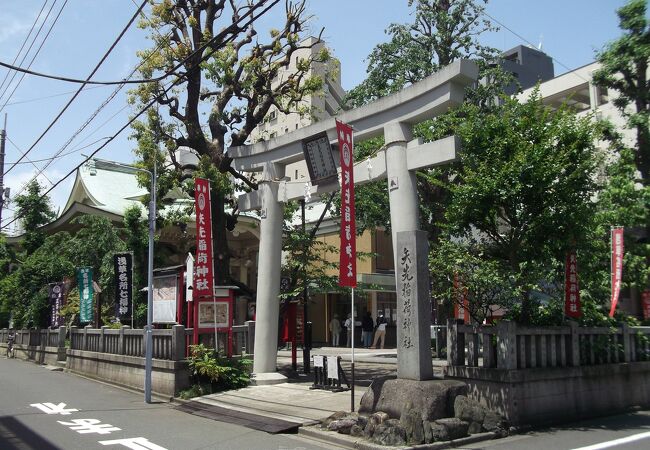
[447, 320, 650, 369]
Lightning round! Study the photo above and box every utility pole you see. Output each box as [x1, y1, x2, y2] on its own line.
[0, 114, 7, 227]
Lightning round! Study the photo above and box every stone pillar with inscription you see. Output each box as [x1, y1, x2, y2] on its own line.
[396, 230, 434, 380]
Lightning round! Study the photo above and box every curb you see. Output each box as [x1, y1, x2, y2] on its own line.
[298, 426, 498, 450]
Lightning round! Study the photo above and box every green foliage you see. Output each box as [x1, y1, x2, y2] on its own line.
[345, 0, 499, 107]
[593, 0, 649, 181]
[430, 240, 518, 324]
[13, 180, 56, 255]
[186, 344, 252, 393]
[444, 93, 603, 322]
[129, 0, 332, 287]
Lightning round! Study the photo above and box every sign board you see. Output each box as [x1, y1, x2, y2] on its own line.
[194, 178, 215, 299]
[198, 301, 229, 329]
[313, 355, 324, 368]
[114, 252, 133, 319]
[301, 132, 337, 184]
[327, 356, 339, 380]
[152, 275, 177, 323]
[77, 267, 94, 323]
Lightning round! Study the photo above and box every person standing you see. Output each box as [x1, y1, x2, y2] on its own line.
[371, 314, 387, 349]
[329, 314, 341, 347]
[361, 312, 374, 348]
[344, 313, 353, 347]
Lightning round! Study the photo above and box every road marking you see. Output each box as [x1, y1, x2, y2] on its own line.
[99, 437, 168, 449]
[58, 418, 121, 434]
[30, 402, 79, 415]
[571, 431, 650, 450]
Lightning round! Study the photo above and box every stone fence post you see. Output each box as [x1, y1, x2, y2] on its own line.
[69, 326, 78, 350]
[621, 322, 631, 362]
[171, 325, 185, 361]
[118, 326, 129, 355]
[496, 320, 517, 370]
[568, 321, 580, 367]
[58, 327, 66, 350]
[447, 319, 465, 366]
[83, 325, 91, 351]
[99, 326, 107, 353]
[246, 320, 255, 355]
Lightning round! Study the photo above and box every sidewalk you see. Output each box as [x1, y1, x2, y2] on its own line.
[178, 347, 448, 433]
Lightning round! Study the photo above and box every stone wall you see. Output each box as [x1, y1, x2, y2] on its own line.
[66, 349, 190, 397]
[1, 342, 64, 366]
[445, 320, 650, 426]
[446, 362, 650, 426]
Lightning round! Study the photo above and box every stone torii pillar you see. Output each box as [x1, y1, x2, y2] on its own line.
[228, 60, 478, 384]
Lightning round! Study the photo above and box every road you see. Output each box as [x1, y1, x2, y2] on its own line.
[0, 357, 339, 450]
[461, 411, 650, 450]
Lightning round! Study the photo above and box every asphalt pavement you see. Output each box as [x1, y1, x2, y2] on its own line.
[0, 356, 342, 450]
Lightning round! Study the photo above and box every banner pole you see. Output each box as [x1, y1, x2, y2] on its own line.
[351, 287, 355, 412]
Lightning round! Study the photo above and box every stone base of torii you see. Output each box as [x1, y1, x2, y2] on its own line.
[228, 60, 479, 404]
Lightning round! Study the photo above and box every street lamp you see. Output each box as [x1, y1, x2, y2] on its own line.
[89, 157, 156, 404]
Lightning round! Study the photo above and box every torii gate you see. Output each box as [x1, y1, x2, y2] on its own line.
[228, 60, 478, 384]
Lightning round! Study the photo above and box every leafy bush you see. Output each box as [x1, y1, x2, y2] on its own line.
[186, 344, 252, 394]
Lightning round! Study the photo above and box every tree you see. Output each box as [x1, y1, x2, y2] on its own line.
[342, 0, 509, 245]
[593, 0, 649, 183]
[130, 0, 331, 287]
[441, 93, 603, 323]
[346, 0, 498, 107]
[13, 180, 56, 255]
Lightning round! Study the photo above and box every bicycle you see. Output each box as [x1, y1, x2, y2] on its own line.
[6, 339, 15, 358]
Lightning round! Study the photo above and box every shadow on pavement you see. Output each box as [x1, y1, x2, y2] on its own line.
[0, 416, 61, 450]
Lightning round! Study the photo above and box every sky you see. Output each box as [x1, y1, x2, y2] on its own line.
[0, 0, 632, 234]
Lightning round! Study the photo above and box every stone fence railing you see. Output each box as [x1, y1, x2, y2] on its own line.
[1, 327, 66, 349]
[69, 325, 189, 361]
[447, 320, 650, 369]
[2, 321, 256, 360]
[445, 319, 650, 427]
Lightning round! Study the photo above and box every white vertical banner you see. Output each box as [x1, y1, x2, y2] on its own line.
[185, 253, 194, 302]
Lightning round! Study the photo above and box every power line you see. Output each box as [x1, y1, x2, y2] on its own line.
[3, 0, 147, 176]
[4, 137, 109, 165]
[5, 136, 54, 185]
[2, 84, 105, 107]
[0, 1, 68, 113]
[1, 0, 282, 231]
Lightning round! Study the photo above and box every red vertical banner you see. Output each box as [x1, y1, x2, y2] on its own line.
[609, 227, 624, 317]
[641, 290, 650, 320]
[194, 178, 214, 300]
[564, 250, 581, 318]
[336, 120, 357, 287]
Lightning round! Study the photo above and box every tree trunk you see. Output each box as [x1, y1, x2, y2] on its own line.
[211, 190, 230, 286]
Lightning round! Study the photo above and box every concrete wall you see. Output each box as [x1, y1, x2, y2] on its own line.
[0, 343, 64, 366]
[446, 362, 650, 426]
[66, 349, 190, 398]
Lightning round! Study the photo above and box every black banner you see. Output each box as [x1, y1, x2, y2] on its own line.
[48, 282, 65, 328]
[114, 253, 133, 320]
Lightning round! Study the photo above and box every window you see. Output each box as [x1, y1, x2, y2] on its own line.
[269, 110, 277, 121]
[594, 85, 609, 106]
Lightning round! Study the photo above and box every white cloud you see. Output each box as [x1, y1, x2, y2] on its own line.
[0, 11, 36, 45]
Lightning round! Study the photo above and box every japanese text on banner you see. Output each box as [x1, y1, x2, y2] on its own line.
[564, 251, 581, 318]
[336, 120, 356, 287]
[194, 178, 215, 299]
